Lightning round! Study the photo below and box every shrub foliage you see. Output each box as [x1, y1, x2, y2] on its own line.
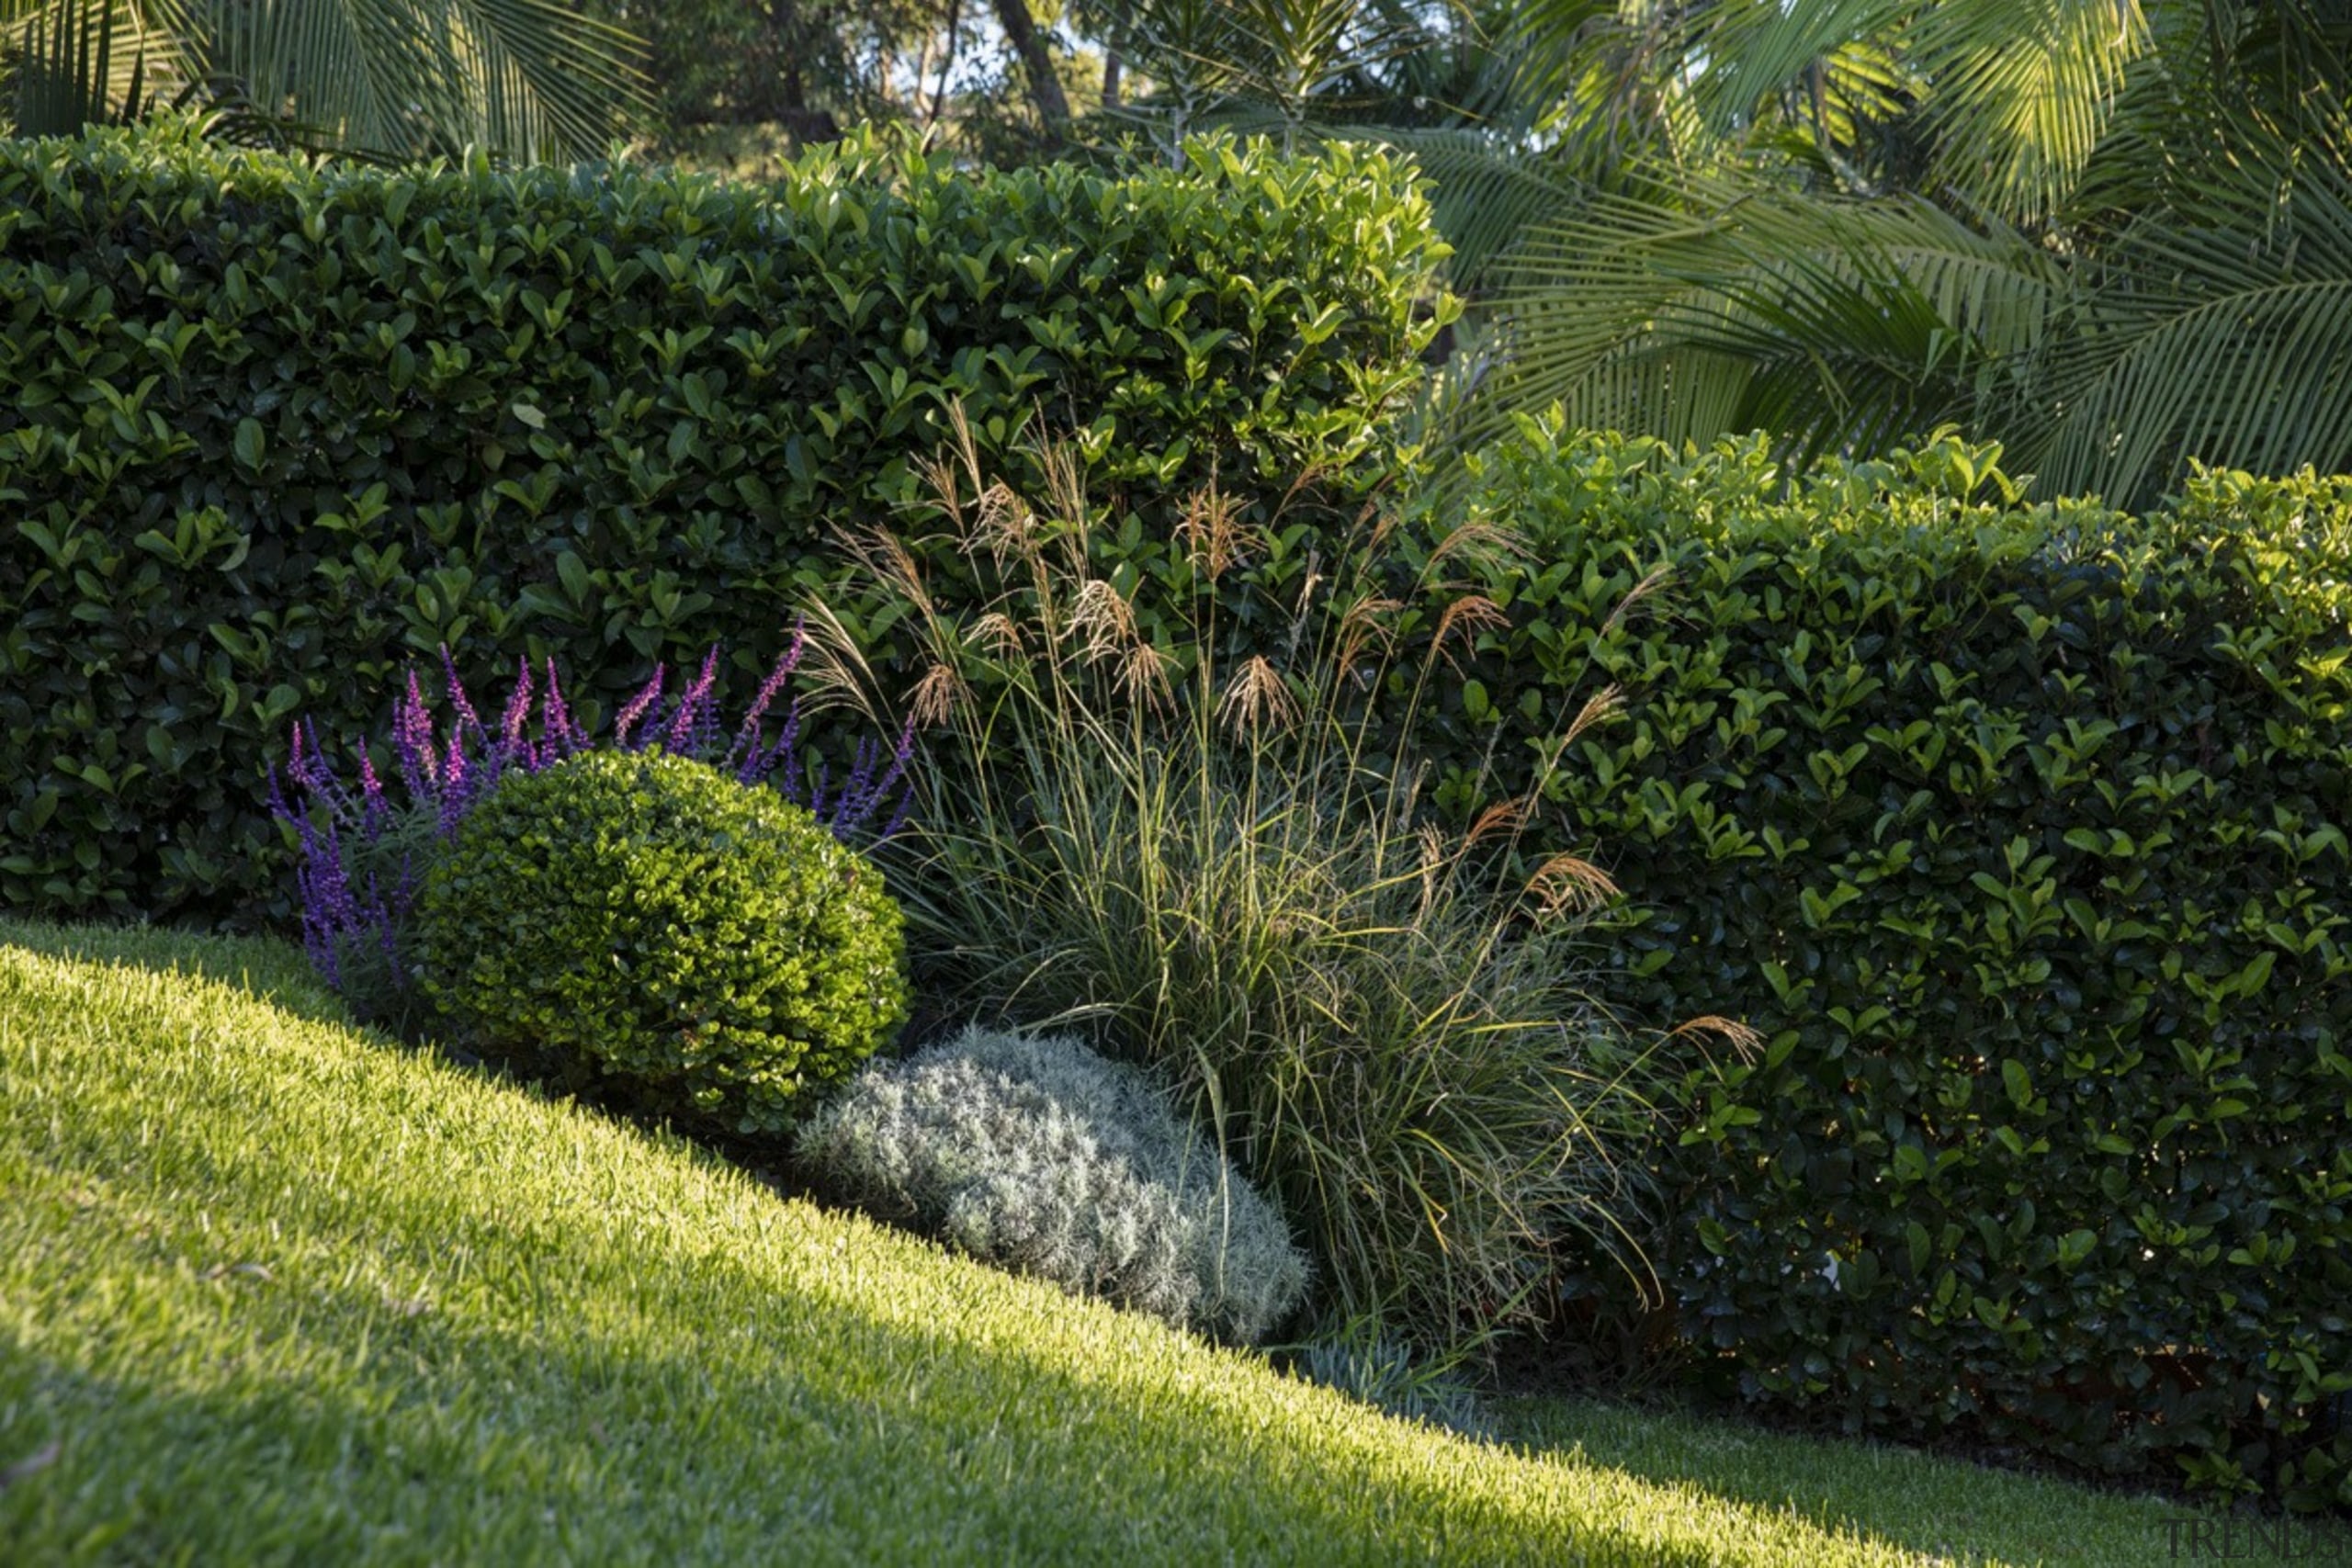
[417, 750, 909, 1133]
[277, 637, 907, 1032]
[0, 121, 1447, 922]
[1454, 421, 2352, 1506]
[798, 1024, 1310, 1344]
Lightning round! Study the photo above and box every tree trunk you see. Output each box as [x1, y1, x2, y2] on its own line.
[989, 0, 1070, 137]
[1102, 51, 1122, 110]
[779, 0, 804, 114]
[927, 0, 962, 132]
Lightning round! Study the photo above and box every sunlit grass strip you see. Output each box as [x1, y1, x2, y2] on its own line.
[0, 918, 1952, 1566]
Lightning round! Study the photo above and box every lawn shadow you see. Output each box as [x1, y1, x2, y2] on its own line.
[1487, 1386, 2352, 1568]
[0, 1231, 1977, 1568]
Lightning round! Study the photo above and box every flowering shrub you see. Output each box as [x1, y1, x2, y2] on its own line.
[273, 630, 910, 1029]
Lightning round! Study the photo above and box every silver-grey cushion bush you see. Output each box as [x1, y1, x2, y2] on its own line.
[797, 1024, 1309, 1344]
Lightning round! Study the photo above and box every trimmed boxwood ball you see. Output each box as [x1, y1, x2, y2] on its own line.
[416, 750, 908, 1133]
[797, 1025, 1310, 1345]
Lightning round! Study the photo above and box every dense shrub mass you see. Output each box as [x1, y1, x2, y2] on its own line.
[0, 121, 1446, 922]
[276, 637, 906, 1032]
[1448, 422, 2352, 1507]
[797, 1026, 1309, 1344]
[11, 103, 2351, 1506]
[417, 750, 908, 1132]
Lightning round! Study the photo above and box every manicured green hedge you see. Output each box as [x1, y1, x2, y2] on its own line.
[1447, 421, 2352, 1507]
[0, 122, 1446, 920]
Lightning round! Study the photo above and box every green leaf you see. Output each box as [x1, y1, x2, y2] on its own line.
[233, 417, 266, 471]
[557, 551, 592, 605]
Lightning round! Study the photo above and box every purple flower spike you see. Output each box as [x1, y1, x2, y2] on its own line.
[440, 646, 483, 739]
[541, 658, 582, 759]
[747, 701, 805, 792]
[305, 718, 334, 790]
[396, 669, 440, 795]
[294, 818, 356, 986]
[874, 715, 916, 806]
[665, 647, 720, 755]
[812, 713, 917, 840]
[500, 657, 537, 763]
[288, 719, 345, 811]
[282, 738, 311, 807]
[285, 721, 322, 802]
[831, 739, 875, 830]
[439, 733, 471, 836]
[728, 628, 805, 774]
[615, 664, 665, 750]
[357, 750, 389, 829]
[688, 664, 725, 756]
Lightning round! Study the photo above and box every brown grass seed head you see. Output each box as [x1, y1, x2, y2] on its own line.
[1219, 655, 1299, 739]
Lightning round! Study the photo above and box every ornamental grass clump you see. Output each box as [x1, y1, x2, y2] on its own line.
[798, 1024, 1309, 1344]
[802, 412, 1749, 1351]
[272, 633, 910, 1032]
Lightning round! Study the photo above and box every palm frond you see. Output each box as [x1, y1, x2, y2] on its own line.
[1453, 0, 1634, 130]
[1395, 130, 1590, 286]
[2028, 124, 2352, 500]
[5, 0, 188, 132]
[1672, 0, 2151, 221]
[183, 0, 387, 143]
[1105, 0, 1434, 125]
[1671, 0, 1901, 123]
[5, 0, 649, 159]
[1915, 0, 2151, 224]
[1449, 173, 2063, 467]
[182, 0, 649, 160]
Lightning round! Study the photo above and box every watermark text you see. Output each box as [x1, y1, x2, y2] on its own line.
[2163, 1516, 2351, 1562]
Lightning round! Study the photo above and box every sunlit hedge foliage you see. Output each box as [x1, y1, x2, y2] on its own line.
[0, 122, 1445, 920]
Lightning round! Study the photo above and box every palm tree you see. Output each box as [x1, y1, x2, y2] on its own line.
[2, 0, 652, 161]
[1469, 0, 2352, 503]
[1097, 0, 2352, 504]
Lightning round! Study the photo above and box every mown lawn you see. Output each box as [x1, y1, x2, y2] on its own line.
[0, 919, 2291, 1565]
